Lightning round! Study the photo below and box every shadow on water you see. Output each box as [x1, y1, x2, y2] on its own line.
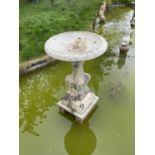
[59, 107, 97, 155]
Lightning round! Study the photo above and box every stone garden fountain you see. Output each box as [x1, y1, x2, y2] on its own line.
[45, 31, 108, 123]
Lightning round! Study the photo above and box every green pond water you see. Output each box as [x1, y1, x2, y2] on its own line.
[20, 7, 135, 155]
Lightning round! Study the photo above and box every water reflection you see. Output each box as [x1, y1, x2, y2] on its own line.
[87, 51, 117, 96]
[117, 51, 127, 69]
[19, 65, 67, 136]
[65, 122, 96, 155]
[60, 109, 97, 155]
[88, 7, 131, 95]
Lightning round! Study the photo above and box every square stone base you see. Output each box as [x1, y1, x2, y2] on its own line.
[57, 92, 99, 124]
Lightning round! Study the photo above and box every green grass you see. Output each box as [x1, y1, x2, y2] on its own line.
[19, 0, 103, 62]
[19, 0, 134, 62]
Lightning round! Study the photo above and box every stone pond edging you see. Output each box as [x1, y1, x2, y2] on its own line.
[19, 55, 58, 76]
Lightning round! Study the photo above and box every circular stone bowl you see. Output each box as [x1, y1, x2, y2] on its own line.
[44, 31, 108, 61]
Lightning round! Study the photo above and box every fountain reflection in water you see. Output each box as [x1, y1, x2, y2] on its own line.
[60, 107, 97, 155]
[65, 122, 96, 155]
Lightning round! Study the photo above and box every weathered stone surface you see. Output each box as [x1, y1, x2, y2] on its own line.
[45, 31, 108, 123]
[19, 55, 57, 76]
[45, 31, 108, 61]
[58, 92, 99, 123]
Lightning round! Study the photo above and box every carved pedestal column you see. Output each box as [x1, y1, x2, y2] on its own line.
[58, 61, 99, 123]
[65, 61, 90, 100]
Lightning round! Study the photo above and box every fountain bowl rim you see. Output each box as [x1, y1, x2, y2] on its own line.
[44, 31, 108, 62]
